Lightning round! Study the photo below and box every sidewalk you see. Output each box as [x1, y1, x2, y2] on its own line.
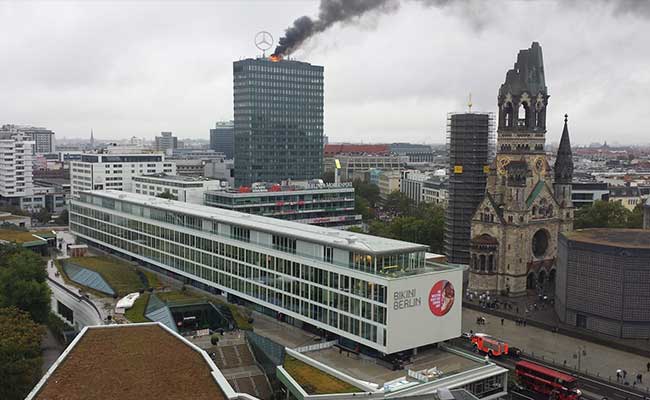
[462, 307, 650, 394]
[46, 257, 113, 323]
[464, 290, 650, 358]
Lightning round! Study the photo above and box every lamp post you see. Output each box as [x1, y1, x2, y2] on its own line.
[573, 345, 586, 370]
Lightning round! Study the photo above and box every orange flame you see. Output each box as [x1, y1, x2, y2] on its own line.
[269, 54, 281, 62]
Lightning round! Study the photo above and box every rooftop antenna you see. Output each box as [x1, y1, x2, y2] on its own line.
[467, 92, 473, 113]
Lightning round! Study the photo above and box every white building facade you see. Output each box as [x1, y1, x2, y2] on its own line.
[70, 154, 175, 198]
[0, 131, 35, 199]
[131, 174, 224, 204]
[69, 190, 463, 354]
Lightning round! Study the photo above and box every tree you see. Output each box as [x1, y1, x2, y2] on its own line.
[355, 196, 373, 220]
[55, 209, 69, 225]
[368, 202, 445, 253]
[0, 307, 45, 400]
[383, 191, 413, 216]
[574, 200, 634, 229]
[0, 245, 50, 323]
[156, 191, 177, 200]
[628, 203, 645, 229]
[352, 180, 380, 207]
[322, 170, 335, 184]
[32, 208, 51, 224]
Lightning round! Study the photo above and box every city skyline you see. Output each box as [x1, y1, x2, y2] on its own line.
[2, 1, 650, 145]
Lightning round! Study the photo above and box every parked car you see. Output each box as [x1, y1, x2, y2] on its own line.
[509, 347, 522, 358]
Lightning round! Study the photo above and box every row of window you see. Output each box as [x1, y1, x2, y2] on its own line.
[70, 211, 388, 345]
[70, 202, 389, 304]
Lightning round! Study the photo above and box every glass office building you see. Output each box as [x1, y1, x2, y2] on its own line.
[70, 190, 462, 354]
[204, 182, 360, 228]
[233, 57, 324, 186]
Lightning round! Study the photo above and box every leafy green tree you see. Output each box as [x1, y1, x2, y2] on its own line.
[0, 245, 50, 324]
[156, 191, 177, 200]
[32, 208, 51, 224]
[55, 209, 69, 225]
[352, 180, 380, 207]
[574, 200, 634, 229]
[368, 202, 445, 252]
[383, 191, 413, 215]
[322, 170, 335, 183]
[0, 306, 45, 400]
[628, 203, 644, 228]
[355, 195, 373, 220]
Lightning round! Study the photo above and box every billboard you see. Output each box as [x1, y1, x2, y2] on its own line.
[385, 268, 462, 354]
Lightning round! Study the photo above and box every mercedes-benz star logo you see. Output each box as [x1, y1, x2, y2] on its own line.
[255, 31, 274, 51]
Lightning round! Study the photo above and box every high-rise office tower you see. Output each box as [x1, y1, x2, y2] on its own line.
[444, 112, 494, 265]
[209, 120, 234, 159]
[233, 57, 324, 186]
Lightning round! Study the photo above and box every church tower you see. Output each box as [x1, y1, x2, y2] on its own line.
[468, 42, 573, 297]
[554, 114, 574, 233]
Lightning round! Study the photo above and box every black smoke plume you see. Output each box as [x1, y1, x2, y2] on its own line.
[272, 0, 650, 57]
[273, 0, 398, 57]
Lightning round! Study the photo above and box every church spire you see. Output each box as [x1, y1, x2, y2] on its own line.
[554, 114, 573, 184]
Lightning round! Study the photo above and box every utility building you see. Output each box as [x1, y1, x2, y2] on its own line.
[233, 57, 324, 186]
[444, 112, 494, 265]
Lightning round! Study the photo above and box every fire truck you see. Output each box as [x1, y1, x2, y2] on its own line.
[471, 333, 509, 357]
[515, 360, 582, 400]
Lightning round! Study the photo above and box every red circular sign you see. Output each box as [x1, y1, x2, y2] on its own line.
[428, 280, 455, 316]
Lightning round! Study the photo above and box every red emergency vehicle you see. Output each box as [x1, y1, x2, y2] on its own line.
[471, 333, 509, 357]
[515, 360, 582, 400]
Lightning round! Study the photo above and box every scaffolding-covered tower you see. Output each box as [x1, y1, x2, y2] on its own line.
[444, 112, 495, 265]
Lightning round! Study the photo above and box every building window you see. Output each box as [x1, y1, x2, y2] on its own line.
[272, 235, 296, 254]
[324, 246, 333, 263]
[231, 226, 250, 243]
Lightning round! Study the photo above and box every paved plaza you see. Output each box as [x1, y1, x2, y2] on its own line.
[463, 307, 650, 392]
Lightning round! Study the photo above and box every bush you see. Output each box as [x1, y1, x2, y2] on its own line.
[210, 333, 220, 346]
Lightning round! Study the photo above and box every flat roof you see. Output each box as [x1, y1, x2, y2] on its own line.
[563, 228, 650, 249]
[134, 173, 218, 183]
[0, 229, 49, 244]
[30, 324, 227, 400]
[81, 190, 428, 254]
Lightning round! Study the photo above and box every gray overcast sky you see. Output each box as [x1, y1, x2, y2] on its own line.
[1, 0, 649, 145]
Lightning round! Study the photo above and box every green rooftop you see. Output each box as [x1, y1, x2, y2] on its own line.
[283, 356, 362, 395]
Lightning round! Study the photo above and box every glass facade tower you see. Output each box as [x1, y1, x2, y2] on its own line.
[233, 58, 324, 186]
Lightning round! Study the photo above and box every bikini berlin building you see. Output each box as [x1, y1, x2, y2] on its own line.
[69, 190, 463, 354]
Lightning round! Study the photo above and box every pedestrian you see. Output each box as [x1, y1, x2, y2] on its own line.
[638, 373, 643, 383]
[623, 369, 627, 379]
[501, 318, 504, 326]
[523, 319, 527, 327]
[617, 369, 622, 382]
[516, 305, 519, 314]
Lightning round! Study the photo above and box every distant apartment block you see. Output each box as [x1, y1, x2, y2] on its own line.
[401, 171, 449, 207]
[1, 124, 55, 153]
[571, 182, 609, 208]
[209, 120, 234, 159]
[378, 170, 401, 199]
[154, 131, 179, 152]
[131, 173, 224, 204]
[205, 181, 360, 228]
[324, 154, 406, 182]
[70, 153, 175, 198]
[0, 131, 35, 199]
[609, 186, 643, 210]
